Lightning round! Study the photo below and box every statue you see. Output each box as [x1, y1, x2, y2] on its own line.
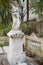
[10, 1, 21, 30]
[7, 1, 27, 65]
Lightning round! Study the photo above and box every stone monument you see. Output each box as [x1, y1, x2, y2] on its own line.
[7, 1, 27, 65]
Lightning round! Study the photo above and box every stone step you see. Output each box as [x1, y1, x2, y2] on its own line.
[2, 46, 9, 54]
[0, 47, 4, 54]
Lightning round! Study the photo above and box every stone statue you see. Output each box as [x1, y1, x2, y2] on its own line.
[7, 1, 27, 65]
[10, 1, 21, 30]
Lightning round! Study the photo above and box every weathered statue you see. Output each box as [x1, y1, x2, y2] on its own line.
[7, 1, 27, 65]
[10, 1, 21, 30]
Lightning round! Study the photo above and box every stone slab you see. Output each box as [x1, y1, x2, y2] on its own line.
[3, 46, 9, 54]
[18, 62, 27, 65]
[0, 47, 4, 54]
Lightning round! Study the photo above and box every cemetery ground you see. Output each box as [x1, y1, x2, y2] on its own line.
[0, 49, 39, 65]
[0, 53, 38, 65]
[0, 36, 43, 65]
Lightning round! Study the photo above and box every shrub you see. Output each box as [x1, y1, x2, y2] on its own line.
[0, 43, 4, 47]
[40, 56, 43, 61]
[20, 23, 37, 35]
[39, 34, 43, 37]
[0, 22, 12, 36]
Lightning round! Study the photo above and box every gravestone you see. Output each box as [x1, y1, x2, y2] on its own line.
[26, 32, 43, 57]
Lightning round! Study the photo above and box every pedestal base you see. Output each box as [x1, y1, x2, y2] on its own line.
[7, 30, 26, 65]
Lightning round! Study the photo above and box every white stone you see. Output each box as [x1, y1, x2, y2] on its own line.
[7, 1, 27, 65]
[7, 30, 24, 38]
[3, 46, 9, 53]
[7, 37, 26, 65]
[10, 2, 21, 30]
[0, 47, 3, 54]
[18, 62, 27, 65]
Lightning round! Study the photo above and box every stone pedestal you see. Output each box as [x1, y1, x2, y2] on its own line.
[7, 30, 26, 65]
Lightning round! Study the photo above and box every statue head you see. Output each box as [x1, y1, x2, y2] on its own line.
[12, 1, 18, 7]
[10, 1, 19, 14]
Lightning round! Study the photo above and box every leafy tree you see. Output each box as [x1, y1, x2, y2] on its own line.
[0, 0, 22, 27]
[0, 0, 12, 27]
[30, 0, 43, 34]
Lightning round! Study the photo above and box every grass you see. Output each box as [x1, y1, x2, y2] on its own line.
[40, 56, 43, 61]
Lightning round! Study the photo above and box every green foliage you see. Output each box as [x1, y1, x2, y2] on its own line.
[0, 0, 12, 27]
[29, 48, 35, 54]
[0, 0, 22, 27]
[30, 18, 36, 21]
[30, 0, 43, 35]
[0, 0, 22, 36]
[30, 0, 43, 20]
[20, 22, 37, 35]
[0, 43, 4, 47]
[0, 22, 12, 36]
[26, 48, 35, 57]
[17, 0, 22, 7]
[0, 0, 12, 9]
[39, 34, 43, 37]
[40, 56, 43, 61]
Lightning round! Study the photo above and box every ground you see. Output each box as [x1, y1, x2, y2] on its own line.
[0, 53, 38, 65]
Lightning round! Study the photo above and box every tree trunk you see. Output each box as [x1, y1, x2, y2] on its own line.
[27, 0, 29, 35]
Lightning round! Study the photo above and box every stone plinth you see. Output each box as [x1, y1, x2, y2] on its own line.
[7, 30, 26, 65]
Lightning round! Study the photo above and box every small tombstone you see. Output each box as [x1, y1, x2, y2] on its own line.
[26, 32, 43, 57]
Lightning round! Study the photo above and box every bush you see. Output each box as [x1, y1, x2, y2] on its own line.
[39, 34, 43, 37]
[40, 56, 43, 61]
[3, 26, 12, 36]
[0, 43, 4, 47]
[0, 22, 12, 36]
[20, 23, 38, 35]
